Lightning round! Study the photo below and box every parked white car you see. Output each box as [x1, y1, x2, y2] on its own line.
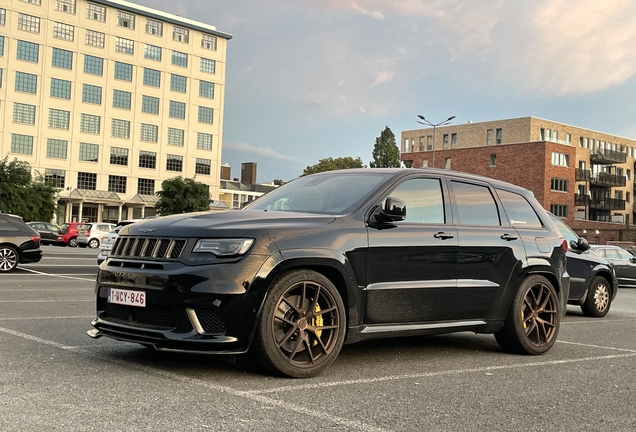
[97, 220, 142, 264]
[77, 223, 116, 249]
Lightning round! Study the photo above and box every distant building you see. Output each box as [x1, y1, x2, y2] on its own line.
[401, 117, 636, 244]
[0, 0, 231, 223]
[218, 162, 278, 209]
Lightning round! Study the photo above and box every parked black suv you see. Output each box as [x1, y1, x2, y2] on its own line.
[88, 169, 569, 377]
[0, 213, 42, 272]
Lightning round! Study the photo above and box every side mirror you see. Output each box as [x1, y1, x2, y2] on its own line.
[376, 197, 406, 222]
[630, 257, 636, 264]
[575, 237, 590, 251]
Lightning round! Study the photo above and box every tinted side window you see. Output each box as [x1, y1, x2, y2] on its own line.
[617, 249, 633, 260]
[603, 249, 618, 259]
[389, 178, 445, 224]
[451, 181, 500, 226]
[0, 219, 20, 231]
[497, 189, 543, 229]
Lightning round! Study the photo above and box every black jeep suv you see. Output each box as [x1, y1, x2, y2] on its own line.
[88, 169, 569, 377]
[0, 213, 42, 272]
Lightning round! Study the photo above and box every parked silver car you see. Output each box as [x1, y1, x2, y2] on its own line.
[590, 245, 636, 288]
[77, 223, 116, 249]
[97, 220, 142, 264]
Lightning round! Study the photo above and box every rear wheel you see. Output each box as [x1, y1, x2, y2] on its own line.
[88, 239, 100, 249]
[251, 270, 346, 378]
[495, 275, 560, 355]
[68, 237, 78, 248]
[0, 246, 19, 273]
[581, 276, 611, 317]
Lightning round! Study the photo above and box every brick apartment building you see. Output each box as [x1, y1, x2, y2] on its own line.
[401, 117, 636, 244]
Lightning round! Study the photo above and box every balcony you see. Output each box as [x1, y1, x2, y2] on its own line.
[590, 172, 627, 187]
[590, 197, 626, 210]
[575, 194, 590, 206]
[575, 168, 591, 181]
[590, 149, 627, 164]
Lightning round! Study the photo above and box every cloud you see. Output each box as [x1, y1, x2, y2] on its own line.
[223, 142, 298, 162]
[372, 71, 395, 87]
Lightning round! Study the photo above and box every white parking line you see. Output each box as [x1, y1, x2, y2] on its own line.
[19, 268, 95, 282]
[0, 300, 92, 303]
[562, 318, 636, 325]
[557, 340, 636, 352]
[0, 316, 94, 321]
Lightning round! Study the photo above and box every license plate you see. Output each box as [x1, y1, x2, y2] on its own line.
[108, 288, 146, 308]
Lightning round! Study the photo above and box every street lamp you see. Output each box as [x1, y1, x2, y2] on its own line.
[416, 115, 456, 168]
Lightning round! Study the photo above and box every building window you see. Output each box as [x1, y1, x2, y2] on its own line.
[169, 101, 186, 119]
[579, 137, 584, 147]
[201, 58, 216, 74]
[566, 133, 572, 144]
[489, 154, 496, 167]
[143, 68, 161, 87]
[201, 34, 217, 51]
[110, 147, 128, 166]
[52, 47, 72, 69]
[108, 175, 127, 194]
[550, 204, 568, 218]
[138, 178, 155, 195]
[197, 133, 212, 150]
[173, 26, 189, 43]
[170, 74, 187, 93]
[144, 44, 161, 61]
[0, 36, 4, 56]
[172, 51, 188, 67]
[139, 151, 156, 169]
[80, 113, 101, 134]
[13, 103, 36, 124]
[15, 71, 37, 93]
[117, 11, 135, 29]
[17, 40, 39, 62]
[11, 134, 33, 155]
[20, 0, 42, 4]
[417, 137, 423, 152]
[195, 158, 211, 175]
[53, 22, 74, 40]
[111, 119, 131, 138]
[114, 62, 133, 81]
[0, 9, 6, 26]
[48, 108, 70, 129]
[0, 68, 3, 88]
[50, 78, 71, 99]
[442, 134, 449, 149]
[496, 128, 503, 144]
[47, 139, 68, 159]
[551, 152, 569, 167]
[444, 157, 451, 169]
[628, 169, 631, 181]
[82, 84, 102, 104]
[199, 81, 214, 99]
[56, 0, 76, 14]
[167, 128, 184, 146]
[85, 30, 105, 48]
[198, 107, 213, 124]
[112, 90, 131, 109]
[166, 154, 183, 172]
[87, 3, 106, 22]
[141, 95, 159, 114]
[451, 133, 457, 148]
[426, 136, 432, 151]
[45, 168, 66, 188]
[77, 172, 97, 190]
[140, 123, 158, 142]
[18, 13, 40, 33]
[146, 19, 163, 36]
[551, 178, 569, 192]
[84, 55, 104, 75]
[79, 142, 99, 162]
[115, 37, 134, 55]
[627, 192, 631, 204]
[487, 129, 494, 146]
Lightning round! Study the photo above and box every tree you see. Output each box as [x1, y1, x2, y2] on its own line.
[155, 176, 211, 216]
[0, 157, 57, 222]
[370, 126, 401, 168]
[303, 157, 366, 176]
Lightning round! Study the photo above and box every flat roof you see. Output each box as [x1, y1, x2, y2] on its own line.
[91, 0, 232, 40]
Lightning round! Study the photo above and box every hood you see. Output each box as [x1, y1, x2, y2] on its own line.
[119, 210, 336, 238]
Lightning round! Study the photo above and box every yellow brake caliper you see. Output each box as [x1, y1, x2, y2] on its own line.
[522, 310, 526, 329]
[311, 302, 323, 346]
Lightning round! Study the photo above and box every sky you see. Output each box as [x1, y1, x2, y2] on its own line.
[135, 0, 636, 183]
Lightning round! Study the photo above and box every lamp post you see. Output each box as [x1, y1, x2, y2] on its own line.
[416, 115, 456, 168]
[66, 186, 74, 223]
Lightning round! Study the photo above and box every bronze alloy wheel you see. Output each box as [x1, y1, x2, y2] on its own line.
[521, 281, 559, 347]
[0, 246, 19, 272]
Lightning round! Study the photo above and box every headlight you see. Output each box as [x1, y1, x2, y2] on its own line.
[192, 239, 254, 256]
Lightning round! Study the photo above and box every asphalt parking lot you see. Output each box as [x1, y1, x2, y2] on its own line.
[1, 245, 636, 431]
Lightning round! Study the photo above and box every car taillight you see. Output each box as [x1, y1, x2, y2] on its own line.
[31, 235, 40, 243]
[86, 230, 91, 236]
[561, 239, 568, 251]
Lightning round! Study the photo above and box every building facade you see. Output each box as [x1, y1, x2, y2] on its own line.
[401, 117, 636, 244]
[218, 162, 278, 209]
[0, 0, 231, 223]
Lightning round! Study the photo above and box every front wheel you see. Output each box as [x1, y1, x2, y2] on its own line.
[495, 275, 560, 355]
[0, 246, 19, 273]
[581, 276, 611, 317]
[251, 270, 346, 378]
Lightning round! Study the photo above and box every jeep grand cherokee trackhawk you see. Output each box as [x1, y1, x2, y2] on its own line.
[88, 168, 569, 378]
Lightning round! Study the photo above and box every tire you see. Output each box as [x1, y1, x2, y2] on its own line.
[251, 270, 346, 378]
[88, 238, 100, 249]
[581, 276, 611, 317]
[495, 275, 560, 355]
[68, 237, 78, 248]
[0, 246, 19, 273]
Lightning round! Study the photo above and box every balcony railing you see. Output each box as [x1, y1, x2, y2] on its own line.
[590, 197, 626, 210]
[574, 194, 590, 206]
[590, 149, 627, 164]
[575, 168, 591, 181]
[590, 172, 627, 187]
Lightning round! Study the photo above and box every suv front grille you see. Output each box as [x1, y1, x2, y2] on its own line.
[194, 308, 227, 335]
[112, 237, 187, 260]
[103, 303, 177, 329]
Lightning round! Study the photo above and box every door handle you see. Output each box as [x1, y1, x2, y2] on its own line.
[434, 232, 454, 240]
[501, 234, 518, 241]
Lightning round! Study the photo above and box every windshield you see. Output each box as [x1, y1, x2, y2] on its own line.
[59, 224, 70, 234]
[548, 213, 578, 245]
[245, 172, 392, 214]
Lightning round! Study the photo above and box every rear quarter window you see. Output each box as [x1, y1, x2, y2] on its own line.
[497, 189, 544, 229]
[0, 219, 20, 231]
